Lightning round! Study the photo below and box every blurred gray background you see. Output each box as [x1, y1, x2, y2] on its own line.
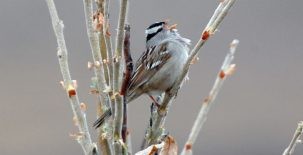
[1, 0, 303, 154]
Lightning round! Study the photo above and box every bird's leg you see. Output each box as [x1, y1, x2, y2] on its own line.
[148, 95, 161, 108]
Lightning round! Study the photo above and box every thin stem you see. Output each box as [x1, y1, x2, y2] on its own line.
[121, 25, 133, 144]
[95, 0, 112, 87]
[102, 0, 114, 85]
[283, 121, 303, 155]
[112, 0, 129, 154]
[145, 0, 237, 146]
[120, 24, 133, 96]
[82, 0, 112, 154]
[82, 0, 110, 108]
[181, 39, 239, 155]
[45, 0, 96, 154]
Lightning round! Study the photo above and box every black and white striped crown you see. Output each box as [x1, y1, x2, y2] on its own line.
[145, 21, 165, 42]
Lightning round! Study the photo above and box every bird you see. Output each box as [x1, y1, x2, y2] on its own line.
[93, 21, 190, 128]
[126, 21, 191, 106]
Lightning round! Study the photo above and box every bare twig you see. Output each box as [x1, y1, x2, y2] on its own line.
[45, 0, 96, 154]
[283, 121, 303, 155]
[102, 0, 113, 83]
[121, 24, 133, 144]
[120, 24, 133, 96]
[181, 39, 239, 155]
[95, 0, 112, 87]
[146, 0, 237, 146]
[82, 0, 111, 109]
[101, 0, 116, 117]
[112, 0, 129, 153]
[82, 0, 112, 154]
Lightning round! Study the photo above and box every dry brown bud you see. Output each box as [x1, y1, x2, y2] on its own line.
[73, 116, 79, 126]
[185, 143, 192, 150]
[89, 89, 99, 94]
[219, 70, 226, 79]
[80, 102, 87, 111]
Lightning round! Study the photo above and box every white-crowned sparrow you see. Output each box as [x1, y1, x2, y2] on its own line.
[126, 21, 191, 104]
[93, 21, 190, 128]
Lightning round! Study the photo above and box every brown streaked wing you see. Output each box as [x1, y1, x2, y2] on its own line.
[127, 42, 171, 93]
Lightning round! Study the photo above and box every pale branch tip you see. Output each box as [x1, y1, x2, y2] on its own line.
[181, 39, 239, 155]
[283, 121, 303, 155]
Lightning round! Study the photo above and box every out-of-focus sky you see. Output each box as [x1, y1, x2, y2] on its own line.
[1, 0, 303, 154]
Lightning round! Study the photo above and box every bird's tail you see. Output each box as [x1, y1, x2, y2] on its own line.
[93, 109, 112, 128]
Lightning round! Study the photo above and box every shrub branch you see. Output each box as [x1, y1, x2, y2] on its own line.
[45, 0, 96, 154]
[145, 0, 237, 146]
[82, 0, 113, 154]
[181, 39, 239, 155]
[283, 121, 303, 155]
[112, 0, 129, 154]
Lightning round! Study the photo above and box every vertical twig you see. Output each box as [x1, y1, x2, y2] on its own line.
[101, 0, 116, 115]
[121, 24, 133, 144]
[145, 0, 237, 146]
[283, 121, 303, 155]
[112, 0, 129, 154]
[45, 0, 96, 154]
[181, 39, 239, 155]
[95, 0, 112, 87]
[120, 24, 132, 96]
[82, 0, 112, 154]
[102, 0, 114, 83]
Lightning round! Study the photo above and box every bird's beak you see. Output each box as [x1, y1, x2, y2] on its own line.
[168, 24, 178, 30]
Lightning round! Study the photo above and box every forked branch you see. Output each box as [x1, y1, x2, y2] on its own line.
[146, 0, 237, 146]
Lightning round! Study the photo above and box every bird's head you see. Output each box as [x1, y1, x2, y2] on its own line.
[145, 21, 178, 47]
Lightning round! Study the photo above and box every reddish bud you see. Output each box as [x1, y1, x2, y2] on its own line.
[219, 70, 226, 79]
[67, 84, 76, 98]
[204, 96, 210, 103]
[202, 31, 210, 40]
[185, 143, 192, 150]
[106, 29, 111, 36]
